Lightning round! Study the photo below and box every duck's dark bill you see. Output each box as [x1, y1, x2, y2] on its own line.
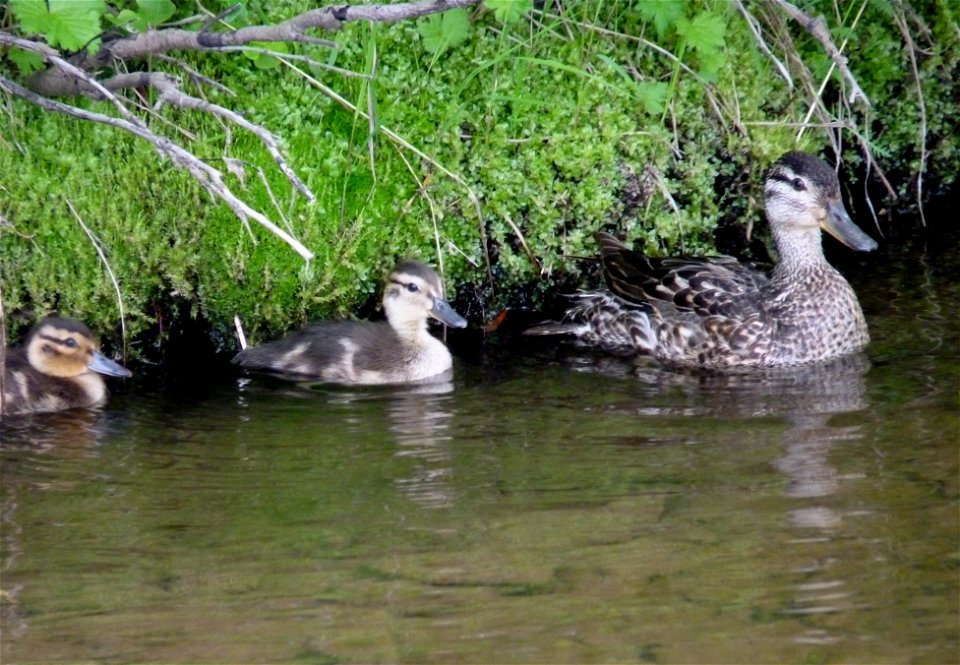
[822, 200, 878, 252]
[430, 298, 468, 328]
[88, 351, 133, 378]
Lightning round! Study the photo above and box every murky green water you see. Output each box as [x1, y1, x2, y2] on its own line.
[2, 229, 958, 664]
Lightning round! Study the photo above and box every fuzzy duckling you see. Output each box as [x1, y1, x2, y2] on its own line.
[232, 260, 468, 385]
[1, 316, 132, 418]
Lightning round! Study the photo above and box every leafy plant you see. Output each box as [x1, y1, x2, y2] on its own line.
[485, 0, 533, 24]
[10, 0, 106, 51]
[418, 8, 471, 55]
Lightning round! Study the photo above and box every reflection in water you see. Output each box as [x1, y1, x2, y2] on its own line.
[384, 381, 457, 510]
[747, 356, 869, 639]
[238, 375, 460, 510]
[1, 409, 116, 647]
[573, 352, 872, 643]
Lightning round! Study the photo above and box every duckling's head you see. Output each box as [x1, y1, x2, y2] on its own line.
[25, 317, 132, 379]
[382, 261, 468, 331]
[764, 152, 877, 252]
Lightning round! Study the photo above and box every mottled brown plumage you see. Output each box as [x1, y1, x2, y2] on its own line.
[1, 317, 132, 418]
[232, 260, 467, 384]
[527, 152, 877, 369]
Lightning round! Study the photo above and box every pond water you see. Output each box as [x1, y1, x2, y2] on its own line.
[2, 227, 958, 664]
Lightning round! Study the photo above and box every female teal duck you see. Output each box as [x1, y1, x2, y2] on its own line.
[1, 316, 132, 418]
[527, 152, 877, 369]
[233, 260, 468, 384]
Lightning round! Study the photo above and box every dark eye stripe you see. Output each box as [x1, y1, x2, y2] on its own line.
[38, 333, 80, 347]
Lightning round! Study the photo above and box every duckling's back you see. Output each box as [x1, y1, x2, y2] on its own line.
[233, 320, 449, 385]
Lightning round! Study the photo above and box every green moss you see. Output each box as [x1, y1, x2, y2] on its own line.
[1, 0, 955, 353]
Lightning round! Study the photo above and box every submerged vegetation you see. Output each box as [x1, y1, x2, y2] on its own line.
[0, 0, 956, 356]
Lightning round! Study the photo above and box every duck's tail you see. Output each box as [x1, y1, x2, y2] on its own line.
[524, 292, 657, 355]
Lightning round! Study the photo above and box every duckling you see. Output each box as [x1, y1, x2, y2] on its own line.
[1, 316, 132, 418]
[232, 260, 468, 385]
[526, 151, 877, 369]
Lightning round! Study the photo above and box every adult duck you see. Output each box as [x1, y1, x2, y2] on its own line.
[233, 260, 468, 384]
[527, 152, 877, 369]
[1, 316, 132, 417]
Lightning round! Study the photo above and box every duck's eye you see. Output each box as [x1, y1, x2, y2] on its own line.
[405, 282, 420, 293]
[64, 338, 78, 348]
[791, 177, 806, 192]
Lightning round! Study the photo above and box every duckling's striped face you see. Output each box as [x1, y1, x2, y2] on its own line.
[764, 152, 876, 252]
[383, 261, 468, 330]
[25, 317, 131, 379]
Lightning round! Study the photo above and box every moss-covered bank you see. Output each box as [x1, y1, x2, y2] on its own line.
[1, 1, 957, 355]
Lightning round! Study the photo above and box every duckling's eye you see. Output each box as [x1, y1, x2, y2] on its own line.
[64, 338, 78, 348]
[791, 177, 806, 192]
[405, 282, 420, 293]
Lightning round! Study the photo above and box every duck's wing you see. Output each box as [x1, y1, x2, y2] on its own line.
[596, 232, 769, 321]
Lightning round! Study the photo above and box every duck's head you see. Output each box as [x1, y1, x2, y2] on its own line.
[764, 151, 877, 252]
[25, 317, 132, 379]
[382, 261, 468, 330]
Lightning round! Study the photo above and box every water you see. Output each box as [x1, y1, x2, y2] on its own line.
[2, 229, 958, 664]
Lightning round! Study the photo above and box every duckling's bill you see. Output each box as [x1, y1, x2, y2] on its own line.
[429, 297, 468, 328]
[822, 199, 877, 252]
[88, 351, 133, 378]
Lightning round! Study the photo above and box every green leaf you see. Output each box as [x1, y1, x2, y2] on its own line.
[635, 0, 683, 39]
[635, 81, 669, 116]
[104, 9, 141, 28]
[676, 11, 726, 54]
[485, 0, 533, 24]
[7, 47, 46, 75]
[136, 0, 176, 27]
[11, 0, 107, 51]
[418, 8, 471, 55]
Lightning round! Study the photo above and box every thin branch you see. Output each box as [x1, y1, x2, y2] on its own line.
[280, 58, 495, 292]
[153, 53, 237, 96]
[209, 46, 372, 79]
[23, 0, 482, 96]
[0, 72, 314, 261]
[891, 0, 928, 226]
[732, 0, 793, 88]
[767, 0, 870, 107]
[65, 199, 127, 360]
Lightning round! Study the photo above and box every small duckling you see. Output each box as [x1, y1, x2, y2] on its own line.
[232, 260, 468, 385]
[1, 316, 132, 418]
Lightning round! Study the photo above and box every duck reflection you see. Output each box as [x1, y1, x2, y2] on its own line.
[565, 348, 871, 641]
[655, 354, 870, 638]
[384, 380, 457, 510]
[1, 408, 119, 646]
[299, 376, 458, 510]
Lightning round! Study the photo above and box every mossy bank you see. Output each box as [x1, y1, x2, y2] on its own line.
[1, 0, 956, 358]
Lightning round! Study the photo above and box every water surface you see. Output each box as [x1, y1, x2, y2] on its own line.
[2, 229, 957, 663]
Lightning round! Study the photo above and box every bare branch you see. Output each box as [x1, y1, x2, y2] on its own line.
[280, 58, 495, 291]
[891, 0, 927, 226]
[0, 73, 314, 261]
[22, 0, 482, 96]
[767, 0, 870, 107]
[65, 199, 128, 360]
[732, 0, 793, 88]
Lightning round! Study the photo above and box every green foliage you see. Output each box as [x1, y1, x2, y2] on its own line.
[6, 47, 44, 74]
[1, 0, 956, 352]
[243, 41, 290, 69]
[11, 0, 106, 51]
[635, 0, 683, 39]
[486, 0, 533, 24]
[105, 0, 176, 31]
[417, 8, 471, 55]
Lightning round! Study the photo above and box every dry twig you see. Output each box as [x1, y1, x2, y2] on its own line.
[767, 0, 870, 107]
